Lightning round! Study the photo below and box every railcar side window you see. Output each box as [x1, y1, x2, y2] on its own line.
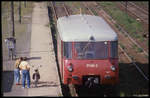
[75, 42, 108, 59]
[110, 41, 118, 58]
[63, 42, 72, 59]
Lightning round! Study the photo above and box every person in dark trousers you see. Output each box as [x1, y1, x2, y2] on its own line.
[14, 57, 23, 85]
[32, 69, 40, 87]
[19, 58, 31, 88]
[5, 37, 16, 60]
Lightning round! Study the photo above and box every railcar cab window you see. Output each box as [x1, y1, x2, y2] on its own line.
[63, 42, 72, 59]
[110, 41, 118, 58]
[75, 42, 108, 59]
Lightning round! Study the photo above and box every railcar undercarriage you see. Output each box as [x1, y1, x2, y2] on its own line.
[83, 75, 100, 88]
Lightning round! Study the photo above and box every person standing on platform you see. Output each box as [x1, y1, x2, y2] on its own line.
[14, 57, 23, 85]
[4, 37, 16, 60]
[32, 68, 40, 87]
[19, 58, 31, 88]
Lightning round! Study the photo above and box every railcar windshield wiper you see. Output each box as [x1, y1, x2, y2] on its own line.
[78, 42, 95, 59]
[81, 42, 91, 56]
[80, 36, 95, 57]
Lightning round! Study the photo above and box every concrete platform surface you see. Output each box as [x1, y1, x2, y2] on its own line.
[3, 2, 62, 97]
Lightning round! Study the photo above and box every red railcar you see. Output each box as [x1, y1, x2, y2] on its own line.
[57, 15, 119, 86]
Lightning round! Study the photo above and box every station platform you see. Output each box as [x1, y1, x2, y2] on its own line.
[3, 2, 62, 96]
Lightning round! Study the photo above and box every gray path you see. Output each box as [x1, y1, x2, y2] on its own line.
[27, 2, 62, 96]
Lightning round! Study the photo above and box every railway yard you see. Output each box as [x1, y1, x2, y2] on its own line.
[2, 1, 149, 97]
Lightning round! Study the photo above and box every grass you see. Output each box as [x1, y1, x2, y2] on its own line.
[90, 7, 98, 16]
[66, 2, 84, 14]
[98, 2, 145, 42]
[144, 55, 148, 59]
[132, 44, 143, 53]
[134, 1, 149, 10]
[129, 55, 135, 61]
[137, 48, 143, 53]
[65, 2, 76, 14]
[119, 43, 125, 50]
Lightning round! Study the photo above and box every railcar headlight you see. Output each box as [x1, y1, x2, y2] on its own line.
[111, 66, 116, 71]
[67, 66, 73, 72]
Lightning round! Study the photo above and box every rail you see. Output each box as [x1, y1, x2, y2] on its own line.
[119, 2, 148, 25]
[51, 2, 58, 20]
[124, 2, 148, 15]
[98, 2, 148, 56]
[50, 2, 78, 97]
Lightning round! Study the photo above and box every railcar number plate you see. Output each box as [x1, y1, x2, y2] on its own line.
[86, 64, 98, 68]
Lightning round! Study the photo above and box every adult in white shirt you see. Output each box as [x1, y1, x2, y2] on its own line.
[19, 59, 31, 88]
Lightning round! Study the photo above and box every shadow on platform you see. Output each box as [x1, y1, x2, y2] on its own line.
[14, 56, 41, 61]
[26, 56, 41, 60]
[2, 71, 14, 93]
[31, 81, 58, 88]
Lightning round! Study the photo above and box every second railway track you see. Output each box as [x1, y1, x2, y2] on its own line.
[119, 2, 148, 25]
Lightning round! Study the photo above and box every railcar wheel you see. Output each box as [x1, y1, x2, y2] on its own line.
[61, 83, 71, 96]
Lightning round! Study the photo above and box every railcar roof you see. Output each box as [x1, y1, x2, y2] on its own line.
[57, 14, 118, 42]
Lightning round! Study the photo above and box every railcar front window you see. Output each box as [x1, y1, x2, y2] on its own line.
[75, 42, 108, 59]
[110, 41, 118, 58]
[63, 42, 72, 59]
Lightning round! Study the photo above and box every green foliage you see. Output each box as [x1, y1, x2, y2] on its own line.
[137, 48, 143, 53]
[144, 55, 148, 59]
[120, 43, 125, 49]
[132, 44, 143, 53]
[99, 2, 144, 40]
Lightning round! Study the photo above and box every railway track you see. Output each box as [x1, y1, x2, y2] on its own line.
[87, 2, 149, 57]
[84, 2, 149, 58]
[91, 2, 149, 62]
[82, 2, 149, 81]
[49, 2, 149, 96]
[97, 2, 148, 56]
[117, 1, 149, 38]
[133, 2, 149, 12]
[119, 2, 148, 25]
[128, 2, 148, 15]
[50, 2, 78, 97]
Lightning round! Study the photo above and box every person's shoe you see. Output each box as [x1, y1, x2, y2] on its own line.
[22, 87, 25, 89]
[27, 87, 30, 88]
